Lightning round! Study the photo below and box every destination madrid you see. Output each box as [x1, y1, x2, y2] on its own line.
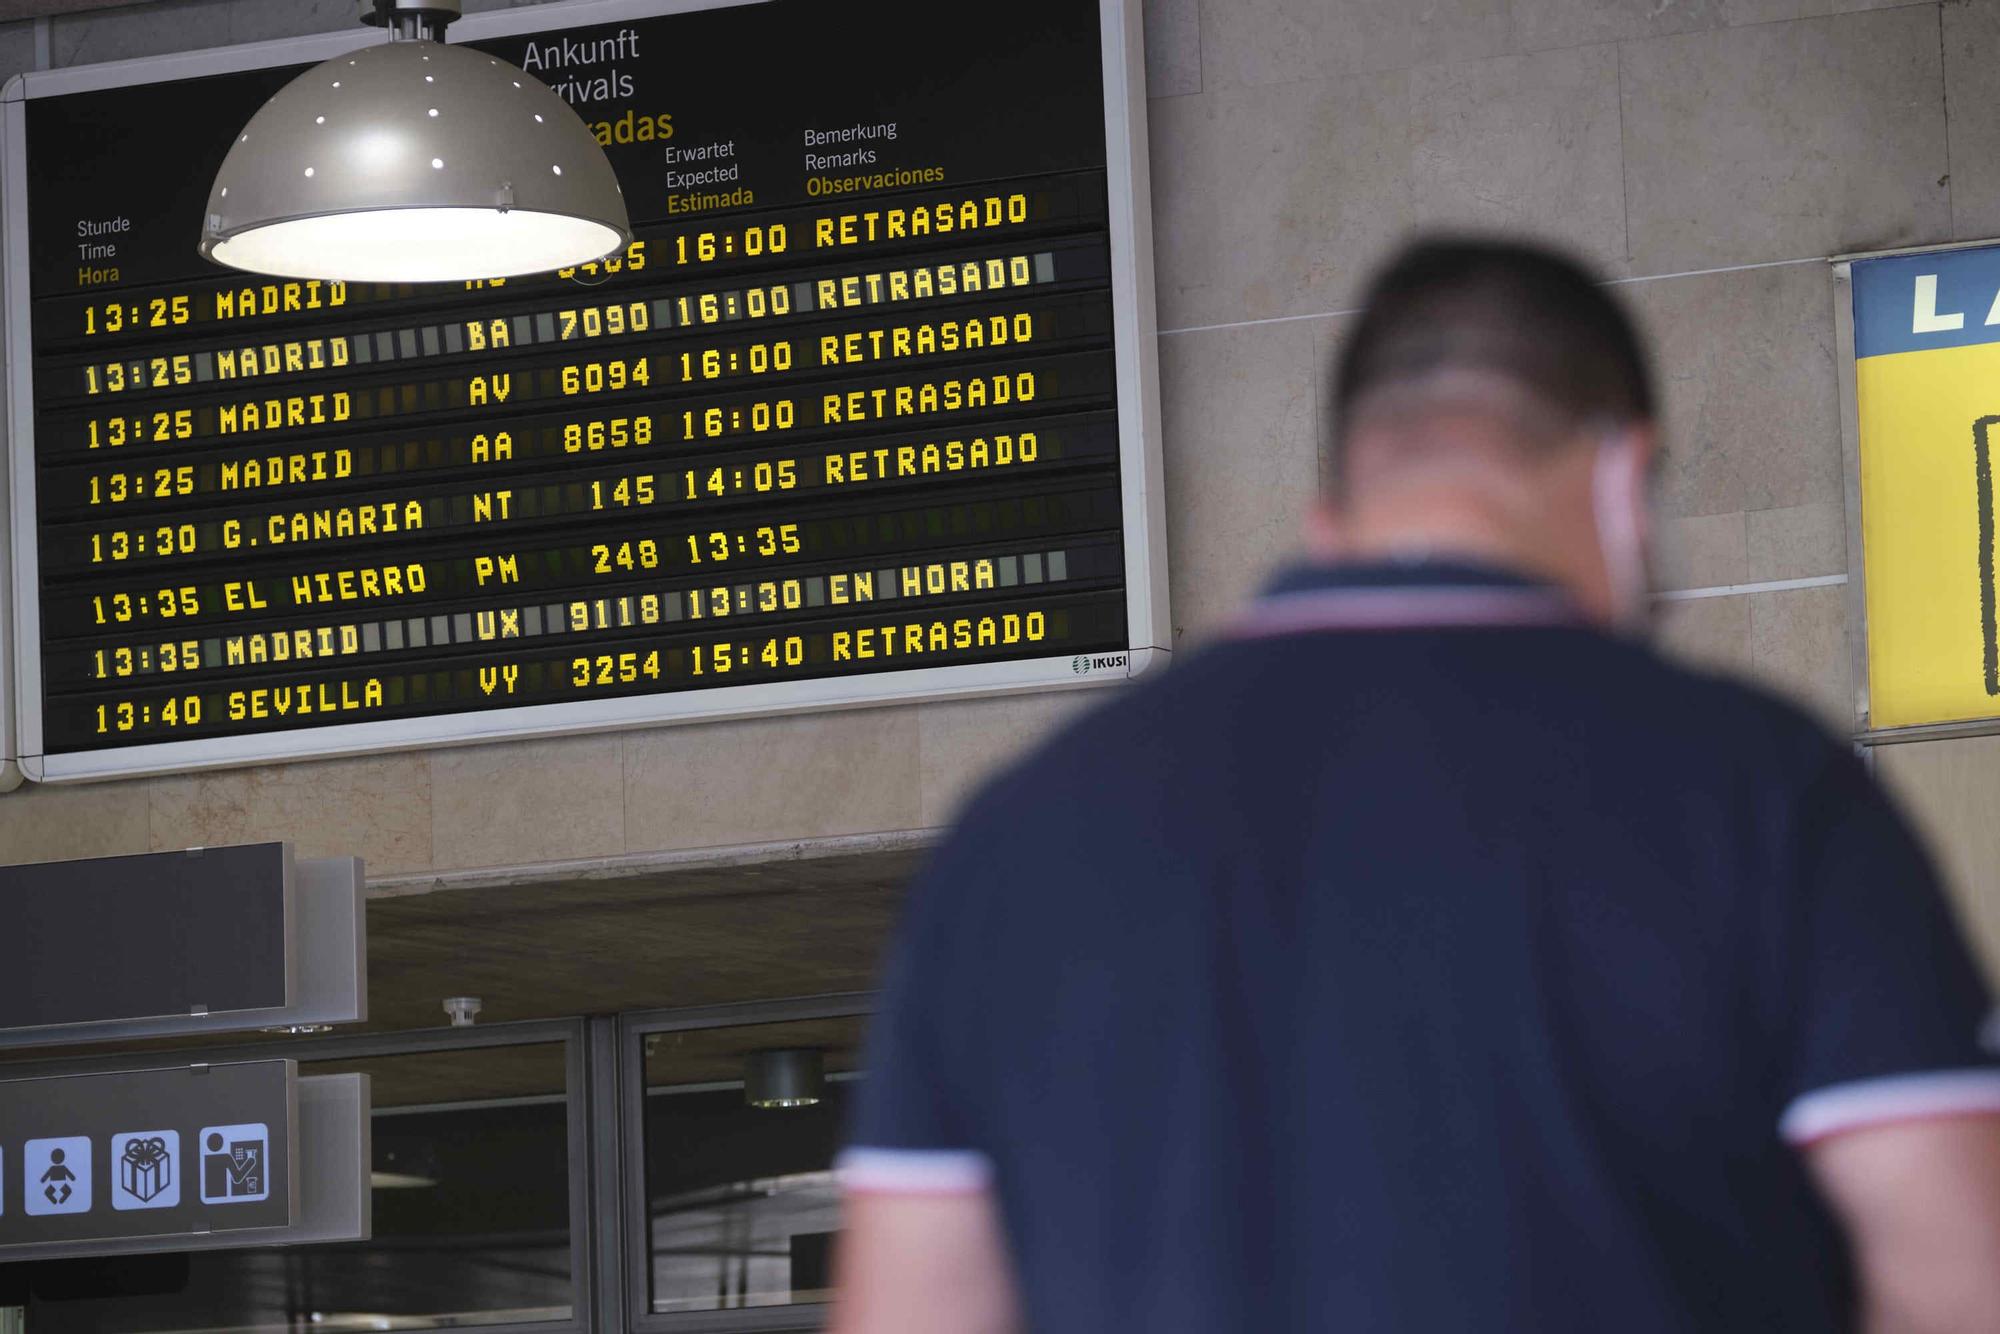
[215, 390, 351, 436]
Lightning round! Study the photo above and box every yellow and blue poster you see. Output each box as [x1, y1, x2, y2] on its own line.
[1854, 246, 2000, 729]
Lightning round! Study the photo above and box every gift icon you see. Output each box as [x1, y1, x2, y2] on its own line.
[111, 1130, 180, 1211]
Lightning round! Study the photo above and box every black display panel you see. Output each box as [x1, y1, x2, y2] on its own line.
[5, 0, 1165, 779]
[0, 843, 289, 1030]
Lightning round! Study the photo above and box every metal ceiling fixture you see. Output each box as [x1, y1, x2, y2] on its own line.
[198, 0, 629, 283]
[744, 1048, 826, 1109]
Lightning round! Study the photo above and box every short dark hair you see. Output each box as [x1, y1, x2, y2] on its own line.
[1332, 238, 1654, 472]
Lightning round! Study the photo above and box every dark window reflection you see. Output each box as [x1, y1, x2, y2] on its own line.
[11, 1044, 572, 1332]
[643, 1016, 865, 1314]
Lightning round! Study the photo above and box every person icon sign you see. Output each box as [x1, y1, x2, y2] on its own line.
[197, 1123, 269, 1204]
[24, 1136, 92, 1215]
[40, 1147, 75, 1205]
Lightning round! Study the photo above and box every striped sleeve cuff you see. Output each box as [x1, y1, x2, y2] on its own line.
[1780, 1069, 2000, 1146]
[836, 1147, 995, 1196]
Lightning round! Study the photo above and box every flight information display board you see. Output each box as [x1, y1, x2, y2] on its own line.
[2, 0, 1166, 781]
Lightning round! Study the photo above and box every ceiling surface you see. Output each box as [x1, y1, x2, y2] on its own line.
[0, 0, 157, 21]
[363, 843, 919, 1030]
[0, 837, 926, 1082]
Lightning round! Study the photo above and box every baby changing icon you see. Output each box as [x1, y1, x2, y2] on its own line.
[110, 1130, 179, 1210]
[24, 1137, 92, 1216]
[198, 1124, 269, 1204]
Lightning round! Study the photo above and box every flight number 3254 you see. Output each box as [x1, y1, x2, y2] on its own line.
[570, 650, 662, 689]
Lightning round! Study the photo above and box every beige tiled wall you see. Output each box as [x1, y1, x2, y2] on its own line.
[1875, 738, 2000, 985]
[2, 0, 1998, 938]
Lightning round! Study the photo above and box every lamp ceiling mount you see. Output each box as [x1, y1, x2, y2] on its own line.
[361, 0, 463, 41]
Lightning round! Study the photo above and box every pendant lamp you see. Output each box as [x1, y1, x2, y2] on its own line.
[744, 1049, 826, 1109]
[198, 0, 629, 283]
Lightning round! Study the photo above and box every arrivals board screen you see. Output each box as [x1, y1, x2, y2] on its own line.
[2, 0, 1167, 781]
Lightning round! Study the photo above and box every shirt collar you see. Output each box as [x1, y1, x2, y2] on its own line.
[1231, 558, 1586, 639]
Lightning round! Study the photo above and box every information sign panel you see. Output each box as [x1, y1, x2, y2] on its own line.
[0, 1059, 295, 1256]
[0, 842, 293, 1034]
[2, 0, 1167, 781]
[1850, 244, 2000, 729]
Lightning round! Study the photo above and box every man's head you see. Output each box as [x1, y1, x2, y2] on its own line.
[1319, 238, 1659, 626]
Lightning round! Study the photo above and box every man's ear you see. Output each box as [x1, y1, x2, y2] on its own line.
[1303, 504, 1345, 559]
[1625, 421, 1661, 480]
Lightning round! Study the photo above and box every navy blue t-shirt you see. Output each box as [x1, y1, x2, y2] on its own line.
[845, 561, 2000, 1332]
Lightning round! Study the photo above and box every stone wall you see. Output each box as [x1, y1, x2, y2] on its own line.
[1, 0, 1996, 979]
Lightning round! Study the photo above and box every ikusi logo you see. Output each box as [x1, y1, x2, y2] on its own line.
[1070, 653, 1128, 677]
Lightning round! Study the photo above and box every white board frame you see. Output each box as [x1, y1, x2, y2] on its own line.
[2, 0, 1169, 782]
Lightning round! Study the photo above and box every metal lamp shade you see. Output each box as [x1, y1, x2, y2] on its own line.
[199, 38, 629, 283]
[744, 1049, 826, 1109]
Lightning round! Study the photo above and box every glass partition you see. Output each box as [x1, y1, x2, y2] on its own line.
[641, 1016, 866, 1316]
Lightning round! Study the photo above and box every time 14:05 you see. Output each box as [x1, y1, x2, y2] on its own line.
[588, 460, 798, 511]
